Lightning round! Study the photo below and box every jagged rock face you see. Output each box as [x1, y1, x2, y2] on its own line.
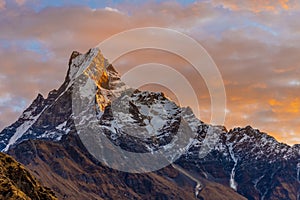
[225, 127, 299, 199]
[0, 152, 57, 200]
[177, 125, 300, 200]
[0, 48, 299, 199]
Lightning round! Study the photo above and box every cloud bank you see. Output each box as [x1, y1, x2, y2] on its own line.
[0, 0, 299, 145]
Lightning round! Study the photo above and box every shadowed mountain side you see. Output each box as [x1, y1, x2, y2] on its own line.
[8, 132, 246, 200]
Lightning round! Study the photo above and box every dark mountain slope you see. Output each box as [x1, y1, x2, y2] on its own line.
[8, 132, 246, 200]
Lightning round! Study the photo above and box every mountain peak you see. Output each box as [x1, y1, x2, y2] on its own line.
[34, 93, 44, 103]
[66, 48, 110, 83]
[65, 48, 122, 93]
[68, 50, 81, 66]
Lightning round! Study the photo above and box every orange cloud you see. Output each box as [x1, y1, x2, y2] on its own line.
[288, 98, 300, 113]
[269, 98, 300, 113]
[212, 0, 297, 12]
[269, 99, 283, 106]
[279, 0, 290, 9]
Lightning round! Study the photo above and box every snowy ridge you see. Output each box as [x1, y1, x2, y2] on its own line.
[3, 108, 45, 152]
[0, 94, 46, 151]
[225, 126, 296, 161]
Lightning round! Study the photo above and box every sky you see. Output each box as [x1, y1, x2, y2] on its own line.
[0, 0, 299, 145]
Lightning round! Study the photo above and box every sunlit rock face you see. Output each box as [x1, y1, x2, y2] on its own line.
[0, 48, 299, 200]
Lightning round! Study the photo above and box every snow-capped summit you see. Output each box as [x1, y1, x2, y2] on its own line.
[0, 48, 106, 152]
[67, 48, 105, 81]
[0, 48, 125, 152]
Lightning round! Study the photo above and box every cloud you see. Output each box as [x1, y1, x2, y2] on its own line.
[104, 7, 121, 13]
[15, 0, 26, 6]
[0, 0, 5, 10]
[0, 1, 299, 145]
[212, 0, 299, 12]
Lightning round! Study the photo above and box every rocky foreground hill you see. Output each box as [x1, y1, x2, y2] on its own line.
[0, 152, 57, 200]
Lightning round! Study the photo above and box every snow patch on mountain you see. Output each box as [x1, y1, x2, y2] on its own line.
[3, 104, 48, 152]
[228, 143, 238, 191]
[79, 76, 96, 99]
